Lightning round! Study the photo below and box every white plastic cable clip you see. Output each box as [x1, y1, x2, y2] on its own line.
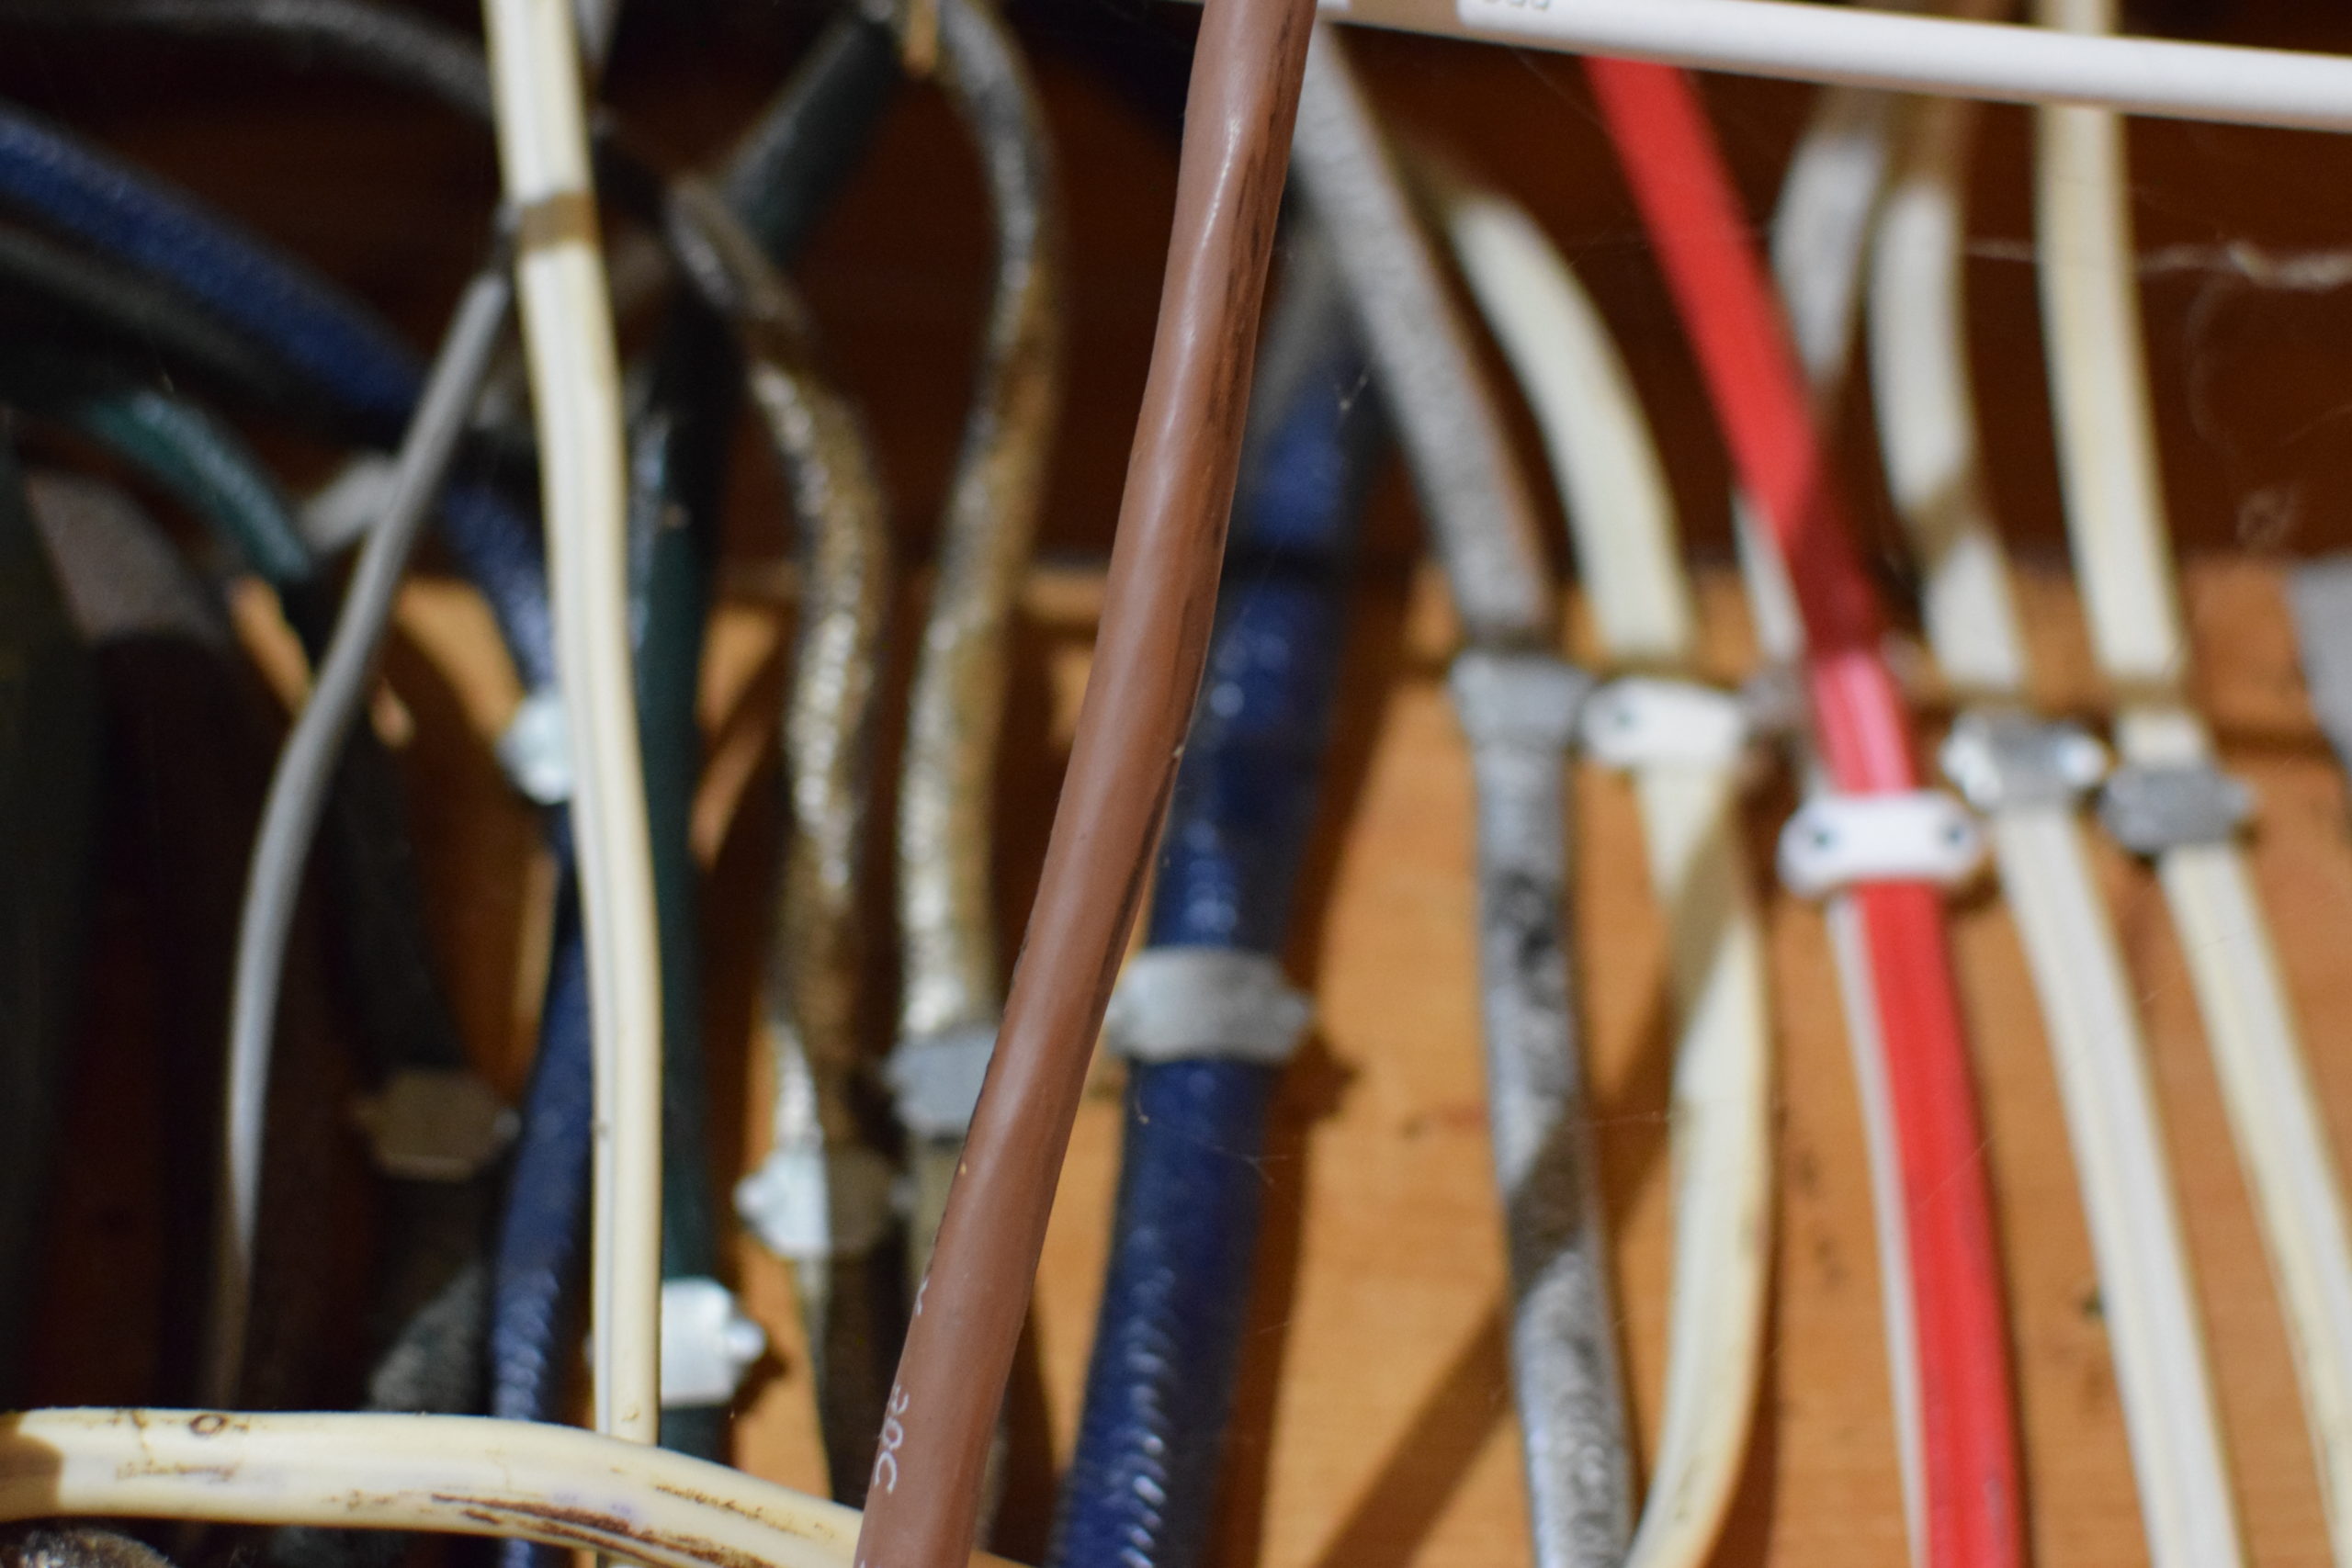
[658, 1277, 766, 1409]
[732, 1140, 899, 1263]
[1578, 676, 1753, 769]
[351, 1069, 517, 1182]
[496, 688, 573, 805]
[1100, 947, 1313, 1066]
[1776, 791, 1986, 898]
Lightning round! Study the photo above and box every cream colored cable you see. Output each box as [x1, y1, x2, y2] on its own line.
[481, 0, 663, 1442]
[1286, 0, 2352, 135]
[1870, 90, 2244, 1568]
[0, 1409, 1014, 1568]
[1434, 176, 1771, 1568]
[2035, 1, 2352, 1559]
[1748, 78, 1923, 1564]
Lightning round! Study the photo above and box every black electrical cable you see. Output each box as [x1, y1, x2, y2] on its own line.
[0, 222, 322, 428]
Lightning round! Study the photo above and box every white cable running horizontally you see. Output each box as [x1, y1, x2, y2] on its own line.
[1869, 89, 2245, 1568]
[1351, 0, 2352, 135]
[2035, 0, 2352, 1558]
[0, 1409, 1016, 1568]
[481, 0, 664, 1443]
[1436, 176, 1773, 1568]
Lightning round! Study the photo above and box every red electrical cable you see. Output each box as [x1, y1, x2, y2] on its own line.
[1583, 56, 2023, 1568]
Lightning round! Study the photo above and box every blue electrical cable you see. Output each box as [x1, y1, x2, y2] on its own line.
[0, 101, 416, 432]
[0, 95, 555, 691]
[1046, 231, 1382, 1568]
[490, 871, 591, 1428]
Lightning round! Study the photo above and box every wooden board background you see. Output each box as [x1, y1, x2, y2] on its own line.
[368, 551, 2352, 1568]
[12, 4, 2352, 1564]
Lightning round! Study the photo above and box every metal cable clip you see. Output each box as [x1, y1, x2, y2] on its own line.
[2098, 761, 2254, 854]
[1939, 709, 2110, 813]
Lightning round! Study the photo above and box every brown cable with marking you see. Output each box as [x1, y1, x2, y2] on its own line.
[846, 0, 1317, 1556]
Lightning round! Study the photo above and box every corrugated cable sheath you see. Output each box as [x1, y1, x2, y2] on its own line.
[848, 0, 1317, 1557]
[1047, 229, 1378, 1568]
[1584, 57, 2023, 1568]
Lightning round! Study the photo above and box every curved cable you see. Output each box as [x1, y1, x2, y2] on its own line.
[673, 179, 898, 1502]
[8, 372, 503, 1480]
[0, 1408, 1020, 1568]
[1747, 63, 1915, 1546]
[0, 355, 312, 582]
[205, 261, 514, 1407]
[890, 0, 1064, 1282]
[0, 98, 415, 430]
[0, 87, 554, 691]
[718, 10, 902, 257]
[1432, 170, 1774, 1568]
[1046, 223, 1378, 1568]
[481, 0, 662, 1444]
[1584, 56, 2024, 1568]
[0, 221, 319, 422]
[1288, 29, 1633, 1568]
[851, 0, 1317, 1552]
[2032, 2, 2352, 1557]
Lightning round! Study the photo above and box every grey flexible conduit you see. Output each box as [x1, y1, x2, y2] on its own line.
[1287, 27, 1635, 1568]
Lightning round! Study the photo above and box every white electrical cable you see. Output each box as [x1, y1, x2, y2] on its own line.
[0, 1409, 1015, 1568]
[1869, 88, 2245, 1568]
[1435, 175, 1773, 1568]
[1251, 0, 2352, 135]
[1747, 75, 1925, 1567]
[2035, 1, 2352, 1559]
[481, 0, 663, 1443]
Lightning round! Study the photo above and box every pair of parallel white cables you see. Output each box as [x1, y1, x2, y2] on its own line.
[2033, 0, 2352, 1557]
[1871, 68, 2245, 1568]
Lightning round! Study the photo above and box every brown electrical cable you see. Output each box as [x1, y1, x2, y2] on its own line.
[845, 0, 1317, 1558]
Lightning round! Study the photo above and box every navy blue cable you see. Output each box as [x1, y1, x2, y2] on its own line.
[0, 101, 414, 432]
[490, 874, 590, 1436]
[1047, 239, 1382, 1568]
[0, 96, 555, 691]
[477, 17, 902, 1503]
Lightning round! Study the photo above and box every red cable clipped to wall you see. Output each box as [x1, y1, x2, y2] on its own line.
[1582, 56, 2024, 1568]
